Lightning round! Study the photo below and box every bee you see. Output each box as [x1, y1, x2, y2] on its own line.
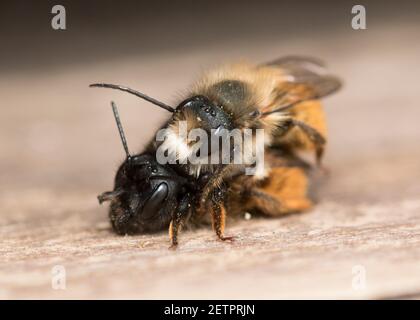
[92, 56, 341, 248]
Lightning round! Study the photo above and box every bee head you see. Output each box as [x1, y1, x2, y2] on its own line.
[175, 95, 233, 133]
[97, 102, 180, 234]
[156, 96, 235, 166]
[99, 155, 180, 234]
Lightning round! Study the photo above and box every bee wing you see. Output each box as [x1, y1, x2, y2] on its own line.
[264, 55, 326, 68]
[260, 56, 342, 115]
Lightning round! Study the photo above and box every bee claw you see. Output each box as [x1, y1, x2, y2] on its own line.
[219, 235, 235, 242]
[169, 243, 178, 250]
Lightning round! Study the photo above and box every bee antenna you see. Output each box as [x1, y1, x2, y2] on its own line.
[111, 101, 131, 159]
[90, 83, 175, 113]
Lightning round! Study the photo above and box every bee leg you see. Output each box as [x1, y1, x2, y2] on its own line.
[169, 193, 191, 249]
[199, 165, 231, 208]
[198, 166, 234, 241]
[209, 187, 234, 242]
[286, 119, 326, 166]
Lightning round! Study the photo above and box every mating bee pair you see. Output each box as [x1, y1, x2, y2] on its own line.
[92, 56, 341, 248]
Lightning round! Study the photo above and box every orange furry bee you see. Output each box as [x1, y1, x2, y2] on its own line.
[92, 56, 341, 247]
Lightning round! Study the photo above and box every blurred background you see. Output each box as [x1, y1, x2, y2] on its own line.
[1, 0, 420, 299]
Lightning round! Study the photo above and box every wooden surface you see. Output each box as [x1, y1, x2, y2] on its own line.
[1, 2, 420, 299]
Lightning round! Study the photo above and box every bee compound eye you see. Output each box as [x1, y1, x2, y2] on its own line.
[142, 183, 169, 219]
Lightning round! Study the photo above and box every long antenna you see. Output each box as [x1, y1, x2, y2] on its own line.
[111, 101, 131, 159]
[90, 83, 175, 113]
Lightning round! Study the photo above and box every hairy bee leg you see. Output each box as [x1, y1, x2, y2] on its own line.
[248, 189, 282, 214]
[169, 193, 191, 249]
[226, 165, 314, 217]
[208, 187, 234, 242]
[199, 165, 232, 210]
[249, 188, 312, 215]
[211, 202, 233, 241]
[286, 119, 326, 166]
